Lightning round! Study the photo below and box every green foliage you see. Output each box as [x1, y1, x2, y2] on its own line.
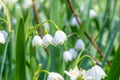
[16, 19, 26, 80]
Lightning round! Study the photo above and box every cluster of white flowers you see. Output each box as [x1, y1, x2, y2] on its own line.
[64, 65, 107, 80]
[63, 39, 85, 62]
[32, 30, 67, 47]
[0, 30, 8, 44]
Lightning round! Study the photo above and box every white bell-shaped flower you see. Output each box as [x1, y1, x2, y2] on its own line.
[0, 30, 8, 44]
[64, 67, 84, 80]
[84, 65, 107, 80]
[89, 9, 96, 18]
[70, 17, 81, 26]
[32, 35, 43, 47]
[74, 39, 85, 51]
[63, 51, 72, 62]
[53, 30, 67, 45]
[69, 48, 78, 59]
[80, 5, 84, 12]
[22, 0, 32, 9]
[47, 72, 64, 80]
[42, 34, 53, 47]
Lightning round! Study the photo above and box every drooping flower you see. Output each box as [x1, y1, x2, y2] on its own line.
[52, 30, 67, 45]
[74, 39, 85, 51]
[80, 5, 84, 12]
[69, 48, 78, 59]
[70, 17, 81, 26]
[42, 34, 53, 47]
[0, 30, 8, 44]
[47, 72, 64, 80]
[22, 0, 32, 9]
[32, 35, 43, 47]
[89, 9, 96, 18]
[84, 65, 107, 80]
[64, 67, 84, 80]
[63, 51, 72, 62]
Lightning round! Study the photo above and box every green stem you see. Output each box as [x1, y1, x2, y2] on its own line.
[67, 32, 80, 38]
[77, 55, 96, 66]
[0, 0, 11, 32]
[40, 70, 49, 74]
[27, 20, 59, 38]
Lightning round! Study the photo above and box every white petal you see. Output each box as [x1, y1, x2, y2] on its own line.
[47, 72, 64, 80]
[53, 30, 67, 45]
[32, 35, 43, 47]
[69, 48, 78, 59]
[63, 51, 72, 62]
[74, 39, 85, 51]
[0, 30, 8, 44]
[70, 17, 81, 26]
[89, 9, 96, 18]
[42, 34, 53, 47]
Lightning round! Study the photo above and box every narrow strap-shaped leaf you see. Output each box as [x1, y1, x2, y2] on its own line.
[16, 19, 26, 80]
[107, 45, 120, 80]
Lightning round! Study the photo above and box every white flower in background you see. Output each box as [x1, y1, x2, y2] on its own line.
[70, 17, 81, 26]
[0, 30, 8, 44]
[69, 48, 78, 59]
[32, 35, 43, 47]
[80, 5, 84, 12]
[89, 9, 96, 18]
[22, 0, 32, 9]
[64, 67, 84, 80]
[42, 34, 53, 47]
[53, 30, 67, 45]
[63, 51, 72, 62]
[84, 65, 107, 80]
[4, 0, 18, 4]
[12, 17, 17, 25]
[47, 72, 64, 80]
[0, 4, 2, 10]
[74, 39, 85, 51]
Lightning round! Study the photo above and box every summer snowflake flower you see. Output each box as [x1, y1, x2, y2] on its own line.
[69, 48, 78, 59]
[0, 30, 8, 44]
[74, 39, 85, 51]
[52, 30, 67, 45]
[63, 51, 72, 62]
[64, 67, 84, 80]
[70, 17, 81, 26]
[89, 9, 96, 18]
[32, 35, 43, 47]
[47, 72, 64, 80]
[84, 65, 107, 80]
[42, 34, 53, 47]
[22, 0, 32, 9]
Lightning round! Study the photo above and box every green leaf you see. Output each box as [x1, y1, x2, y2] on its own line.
[16, 19, 26, 80]
[107, 45, 120, 80]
